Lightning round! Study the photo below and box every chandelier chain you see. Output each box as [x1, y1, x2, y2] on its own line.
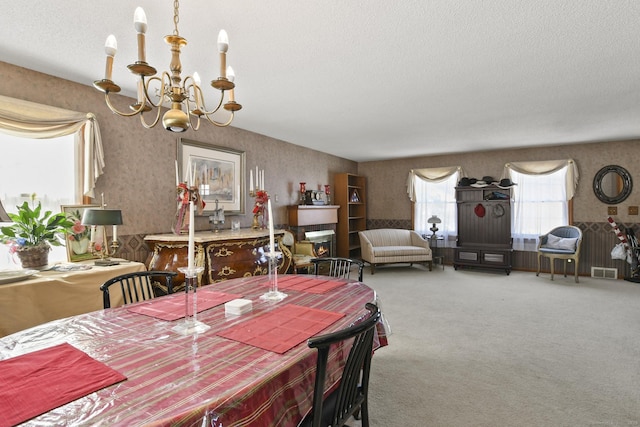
[173, 0, 180, 36]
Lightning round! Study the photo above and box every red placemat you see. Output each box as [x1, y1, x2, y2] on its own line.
[217, 304, 345, 354]
[271, 275, 349, 294]
[127, 289, 242, 321]
[0, 343, 126, 427]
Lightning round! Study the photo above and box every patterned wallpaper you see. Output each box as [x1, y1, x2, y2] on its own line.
[2, 60, 638, 277]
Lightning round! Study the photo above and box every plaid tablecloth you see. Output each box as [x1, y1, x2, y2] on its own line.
[0, 275, 386, 427]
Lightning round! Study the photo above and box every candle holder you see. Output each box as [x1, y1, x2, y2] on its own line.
[252, 190, 269, 230]
[324, 184, 331, 205]
[260, 251, 287, 302]
[172, 266, 210, 335]
[299, 182, 306, 205]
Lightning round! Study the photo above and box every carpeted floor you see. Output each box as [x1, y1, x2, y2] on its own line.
[356, 263, 640, 427]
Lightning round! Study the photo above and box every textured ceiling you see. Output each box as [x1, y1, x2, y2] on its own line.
[2, 1, 639, 161]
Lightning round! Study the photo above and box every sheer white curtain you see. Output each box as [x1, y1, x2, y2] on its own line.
[504, 159, 579, 251]
[407, 166, 463, 246]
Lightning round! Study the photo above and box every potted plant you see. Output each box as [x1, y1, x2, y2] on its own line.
[0, 194, 75, 269]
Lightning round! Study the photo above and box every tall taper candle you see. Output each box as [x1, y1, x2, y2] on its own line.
[175, 160, 180, 186]
[267, 199, 274, 254]
[249, 169, 253, 192]
[188, 200, 195, 270]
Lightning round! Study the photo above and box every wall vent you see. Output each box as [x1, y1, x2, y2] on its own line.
[591, 267, 618, 280]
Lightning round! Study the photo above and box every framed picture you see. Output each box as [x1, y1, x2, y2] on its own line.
[178, 138, 246, 214]
[61, 204, 100, 262]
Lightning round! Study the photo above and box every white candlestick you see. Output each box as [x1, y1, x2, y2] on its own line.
[267, 199, 274, 255]
[112, 225, 118, 243]
[188, 200, 195, 270]
[185, 160, 192, 186]
[175, 160, 180, 186]
[261, 170, 265, 191]
[250, 169, 253, 192]
[255, 166, 259, 189]
[90, 226, 95, 243]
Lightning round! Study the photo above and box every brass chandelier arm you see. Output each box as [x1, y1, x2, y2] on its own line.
[104, 92, 150, 117]
[138, 104, 164, 129]
[189, 85, 226, 116]
[142, 75, 171, 109]
[202, 111, 235, 127]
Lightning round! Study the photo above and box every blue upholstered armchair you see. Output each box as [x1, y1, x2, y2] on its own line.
[536, 225, 583, 282]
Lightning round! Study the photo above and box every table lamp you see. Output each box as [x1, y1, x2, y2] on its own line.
[82, 208, 123, 266]
[427, 215, 441, 239]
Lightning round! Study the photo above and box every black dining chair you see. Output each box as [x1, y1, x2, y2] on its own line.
[310, 257, 364, 282]
[300, 302, 380, 427]
[100, 270, 177, 309]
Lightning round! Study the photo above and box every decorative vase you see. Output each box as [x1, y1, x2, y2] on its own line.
[16, 244, 50, 269]
[71, 237, 90, 255]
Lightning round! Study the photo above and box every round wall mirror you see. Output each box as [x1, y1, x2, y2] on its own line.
[593, 165, 632, 204]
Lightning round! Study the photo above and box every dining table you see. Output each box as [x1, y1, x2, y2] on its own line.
[0, 274, 387, 427]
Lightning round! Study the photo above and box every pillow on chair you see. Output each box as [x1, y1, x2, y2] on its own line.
[543, 234, 577, 251]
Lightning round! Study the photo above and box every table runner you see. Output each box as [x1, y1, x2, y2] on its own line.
[217, 304, 345, 354]
[126, 289, 242, 321]
[0, 343, 126, 427]
[271, 275, 349, 294]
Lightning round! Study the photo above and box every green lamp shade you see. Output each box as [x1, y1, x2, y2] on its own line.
[81, 209, 123, 226]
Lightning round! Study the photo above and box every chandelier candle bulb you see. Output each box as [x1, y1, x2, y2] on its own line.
[192, 72, 202, 106]
[112, 225, 118, 243]
[136, 80, 144, 104]
[104, 35, 117, 80]
[227, 66, 235, 101]
[133, 7, 148, 63]
[217, 30, 229, 78]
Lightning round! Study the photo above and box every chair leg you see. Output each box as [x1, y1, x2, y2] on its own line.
[536, 254, 541, 277]
[360, 401, 369, 427]
[574, 259, 579, 283]
[370, 264, 375, 275]
[563, 260, 568, 278]
[550, 258, 555, 280]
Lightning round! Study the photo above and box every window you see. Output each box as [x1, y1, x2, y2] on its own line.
[409, 168, 461, 246]
[507, 160, 577, 251]
[0, 134, 77, 267]
[0, 95, 105, 268]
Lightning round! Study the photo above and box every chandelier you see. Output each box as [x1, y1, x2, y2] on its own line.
[93, 0, 242, 132]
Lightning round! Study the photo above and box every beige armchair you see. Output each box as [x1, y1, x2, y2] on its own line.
[280, 230, 317, 274]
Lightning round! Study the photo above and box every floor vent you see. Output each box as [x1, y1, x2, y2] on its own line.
[591, 267, 618, 280]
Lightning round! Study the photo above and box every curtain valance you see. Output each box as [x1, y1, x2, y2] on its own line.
[0, 95, 105, 197]
[407, 166, 464, 202]
[503, 159, 578, 200]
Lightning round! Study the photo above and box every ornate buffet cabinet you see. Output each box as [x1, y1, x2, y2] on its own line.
[145, 229, 286, 288]
[454, 185, 513, 274]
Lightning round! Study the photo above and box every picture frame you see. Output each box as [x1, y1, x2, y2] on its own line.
[61, 204, 100, 262]
[178, 138, 246, 214]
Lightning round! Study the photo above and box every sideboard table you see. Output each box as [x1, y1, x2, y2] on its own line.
[144, 229, 286, 288]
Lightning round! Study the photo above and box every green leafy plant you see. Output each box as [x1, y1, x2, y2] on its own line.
[0, 195, 75, 249]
